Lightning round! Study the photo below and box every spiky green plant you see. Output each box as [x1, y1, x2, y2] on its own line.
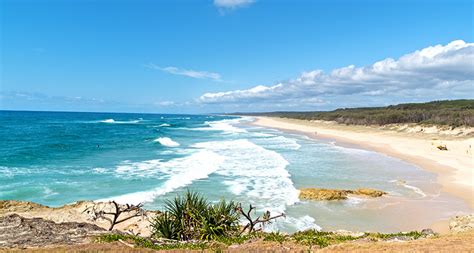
[151, 212, 180, 240]
[200, 199, 239, 240]
[152, 190, 240, 241]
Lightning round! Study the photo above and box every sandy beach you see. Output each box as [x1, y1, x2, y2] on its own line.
[251, 116, 474, 209]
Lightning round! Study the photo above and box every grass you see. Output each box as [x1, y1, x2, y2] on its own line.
[263, 231, 288, 245]
[291, 230, 358, 249]
[96, 234, 210, 250]
[236, 99, 474, 127]
[97, 229, 429, 251]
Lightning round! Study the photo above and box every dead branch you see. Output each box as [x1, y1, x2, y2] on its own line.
[88, 201, 145, 231]
[236, 203, 285, 235]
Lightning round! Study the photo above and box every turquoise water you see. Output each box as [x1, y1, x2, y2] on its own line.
[0, 111, 470, 232]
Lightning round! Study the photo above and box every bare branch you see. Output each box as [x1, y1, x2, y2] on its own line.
[89, 201, 145, 231]
[236, 203, 285, 234]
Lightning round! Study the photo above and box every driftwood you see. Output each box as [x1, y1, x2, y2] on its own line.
[236, 203, 285, 234]
[87, 201, 145, 231]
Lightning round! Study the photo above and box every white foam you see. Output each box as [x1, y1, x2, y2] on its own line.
[154, 137, 180, 147]
[389, 180, 427, 198]
[100, 150, 224, 204]
[158, 123, 171, 127]
[402, 184, 427, 198]
[43, 187, 58, 198]
[192, 139, 299, 214]
[345, 196, 366, 206]
[92, 167, 107, 174]
[159, 148, 193, 155]
[332, 144, 375, 156]
[193, 118, 248, 134]
[261, 136, 302, 150]
[268, 215, 322, 232]
[252, 132, 276, 137]
[100, 119, 140, 124]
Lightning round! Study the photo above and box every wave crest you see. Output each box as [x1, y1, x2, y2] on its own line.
[154, 137, 180, 147]
[99, 150, 224, 204]
[100, 119, 141, 124]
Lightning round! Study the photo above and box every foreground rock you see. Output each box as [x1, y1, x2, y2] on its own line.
[0, 214, 106, 248]
[299, 188, 386, 201]
[0, 200, 158, 237]
[449, 214, 474, 234]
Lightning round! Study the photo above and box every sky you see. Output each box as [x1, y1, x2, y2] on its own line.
[0, 0, 473, 113]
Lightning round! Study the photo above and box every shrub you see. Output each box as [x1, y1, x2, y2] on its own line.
[151, 190, 240, 241]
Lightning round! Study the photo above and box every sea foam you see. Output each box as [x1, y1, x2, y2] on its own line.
[154, 137, 180, 147]
[192, 139, 300, 214]
[193, 118, 248, 134]
[100, 150, 224, 204]
[100, 118, 141, 124]
[259, 135, 301, 150]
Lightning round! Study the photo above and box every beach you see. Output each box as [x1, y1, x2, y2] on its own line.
[251, 116, 474, 210]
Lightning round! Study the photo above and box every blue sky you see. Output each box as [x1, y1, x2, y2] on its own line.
[1, 0, 473, 113]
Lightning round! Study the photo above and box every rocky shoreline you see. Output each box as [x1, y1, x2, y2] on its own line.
[0, 200, 158, 237]
[299, 188, 386, 201]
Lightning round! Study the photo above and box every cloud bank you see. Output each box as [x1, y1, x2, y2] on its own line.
[146, 63, 222, 81]
[199, 40, 474, 110]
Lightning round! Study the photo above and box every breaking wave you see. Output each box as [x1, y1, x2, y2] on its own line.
[99, 150, 224, 204]
[192, 139, 299, 214]
[154, 137, 180, 147]
[100, 119, 141, 124]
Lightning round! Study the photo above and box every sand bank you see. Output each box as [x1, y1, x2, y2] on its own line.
[251, 117, 474, 209]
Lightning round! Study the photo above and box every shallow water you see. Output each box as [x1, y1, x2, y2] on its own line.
[0, 111, 470, 232]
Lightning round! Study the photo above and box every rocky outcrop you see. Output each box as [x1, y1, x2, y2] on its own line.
[449, 214, 474, 234]
[299, 188, 386, 201]
[0, 200, 159, 237]
[299, 188, 348, 200]
[352, 188, 386, 197]
[0, 214, 106, 248]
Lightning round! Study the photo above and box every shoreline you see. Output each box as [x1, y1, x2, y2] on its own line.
[249, 116, 474, 210]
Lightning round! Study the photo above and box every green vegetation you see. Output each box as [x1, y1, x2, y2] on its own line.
[367, 231, 424, 240]
[238, 99, 474, 126]
[96, 191, 434, 251]
[292, 230, 358, 249]
[263, 231, 288, 245]
[96, 234, 209, 250]
[151, 190, 240, 241]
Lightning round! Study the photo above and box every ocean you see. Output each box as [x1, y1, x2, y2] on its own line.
[0, 111, 469, 232]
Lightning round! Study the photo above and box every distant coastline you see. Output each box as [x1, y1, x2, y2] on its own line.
[250, 116, 474, 212]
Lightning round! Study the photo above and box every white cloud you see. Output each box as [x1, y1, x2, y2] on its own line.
[214, 0, 254, 9]
[198, 40, 474, 109]
[145, 63, 222, 81]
